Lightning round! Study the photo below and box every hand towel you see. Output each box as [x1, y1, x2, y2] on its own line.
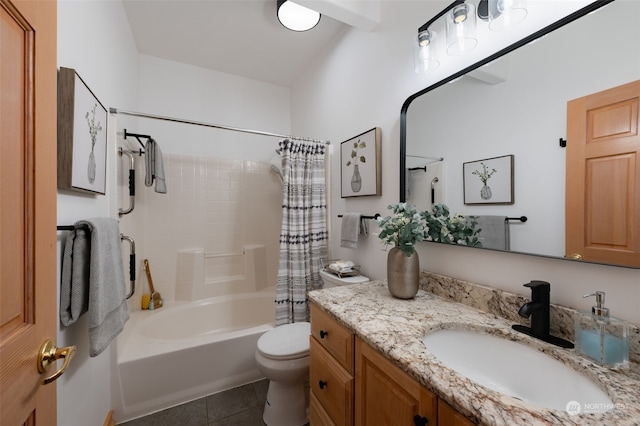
[340, 213, 361, 249]
[61, 218, 130, 357]
[145, 138, 167, 194]
[467, 215, 510, 250]
[60, 227, 90, 326]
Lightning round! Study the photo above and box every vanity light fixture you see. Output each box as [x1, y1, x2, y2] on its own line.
[277, 0, 321, 32]
[478, 0, 528, 31]
[413, 0, 476, 73]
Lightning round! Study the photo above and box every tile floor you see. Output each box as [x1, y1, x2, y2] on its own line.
[117, 379, 269, 426]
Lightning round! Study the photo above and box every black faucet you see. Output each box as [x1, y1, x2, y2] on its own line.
[512, 281, 574, 348]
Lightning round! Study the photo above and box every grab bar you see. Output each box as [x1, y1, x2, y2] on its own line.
[120, 234, 136, 299]
[119, 148, 135, 216]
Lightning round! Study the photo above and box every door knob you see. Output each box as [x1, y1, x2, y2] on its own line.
[569, 253, 583, 260]
[37, 339, 76, 385]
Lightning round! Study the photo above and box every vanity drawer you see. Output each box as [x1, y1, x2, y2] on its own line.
[310, 337, 354, 426]
[310, 391, 337, 426]
[310, 303, 354, 373]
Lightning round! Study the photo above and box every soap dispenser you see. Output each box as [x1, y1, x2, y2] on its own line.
[574, 291, 629, 368]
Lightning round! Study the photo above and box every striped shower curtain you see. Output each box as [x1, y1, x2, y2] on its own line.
[275, 138, 328, 325]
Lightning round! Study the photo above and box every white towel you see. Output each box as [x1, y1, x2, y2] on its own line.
[340, 213, 361, 249]
[60, 218, 129, 357]
[145, 138, 167, 194]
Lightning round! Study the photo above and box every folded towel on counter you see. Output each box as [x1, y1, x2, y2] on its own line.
[60, 218, 129, 357]
[145, 138, 167, 194]
[340, 213, 362, 248]
[467, 215, 510, 251]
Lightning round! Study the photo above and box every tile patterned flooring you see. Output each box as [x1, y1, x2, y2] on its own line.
[118, 380, 269, 426]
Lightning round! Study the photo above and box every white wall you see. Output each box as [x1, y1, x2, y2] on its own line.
[292, 0, 640, 324]
[57, 1, 139, 425]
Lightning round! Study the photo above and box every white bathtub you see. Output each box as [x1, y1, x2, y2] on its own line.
[115, 289, 275, 422]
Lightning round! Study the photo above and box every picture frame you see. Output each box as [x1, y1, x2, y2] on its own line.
[57, 67, 108, 195]
[340, 127, 381, 197]
[463, 154, 514, 205]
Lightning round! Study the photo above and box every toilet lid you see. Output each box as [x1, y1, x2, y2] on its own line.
[257, 322, 310, 360]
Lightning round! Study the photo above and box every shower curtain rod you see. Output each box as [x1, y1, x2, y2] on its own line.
[110, 108, 330, 145]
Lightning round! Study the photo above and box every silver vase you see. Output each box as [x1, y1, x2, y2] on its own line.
[387, 246, 419, 299]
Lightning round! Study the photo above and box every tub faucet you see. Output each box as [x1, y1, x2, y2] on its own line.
[512, 281, 574, 348]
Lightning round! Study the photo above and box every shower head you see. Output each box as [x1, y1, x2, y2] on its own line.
[271, 164, 284, 183]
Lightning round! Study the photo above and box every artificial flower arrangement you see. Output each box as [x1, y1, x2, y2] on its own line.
[377, 203, 482, 256]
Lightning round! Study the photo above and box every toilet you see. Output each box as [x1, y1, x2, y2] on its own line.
[255, 322, 311, 426]
[255, 266, 368, 426]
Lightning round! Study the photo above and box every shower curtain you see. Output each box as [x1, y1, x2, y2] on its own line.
[275, 138, 328, 325]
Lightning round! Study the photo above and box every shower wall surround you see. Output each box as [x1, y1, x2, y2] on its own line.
[122, 151, 283, 311]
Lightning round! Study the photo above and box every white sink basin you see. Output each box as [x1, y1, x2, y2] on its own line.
[422, 329, 612, 411]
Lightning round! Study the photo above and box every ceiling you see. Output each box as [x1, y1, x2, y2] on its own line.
[122, 0, 348, 88]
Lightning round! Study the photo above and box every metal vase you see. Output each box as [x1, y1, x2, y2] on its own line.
[387, 246, 420, 299]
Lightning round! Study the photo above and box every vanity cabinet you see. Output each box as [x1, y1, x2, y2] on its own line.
[309, 303, 355, 426]
[355, 337, 437, 425]
[309, 303, 475, 426]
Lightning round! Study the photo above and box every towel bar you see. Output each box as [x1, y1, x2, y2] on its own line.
[337, 214, 380, 220]
[120, 234, 135, 300]
[118, 148, 136, 216]
[57, 225, 136, 300]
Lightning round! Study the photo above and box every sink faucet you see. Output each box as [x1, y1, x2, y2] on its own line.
[512, 281, 574, 348]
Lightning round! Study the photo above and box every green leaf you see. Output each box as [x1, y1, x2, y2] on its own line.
[353, 141, 359, 148]
[360, 156, 366, 163]
[351, 150, 357, 158]
[346, 161, 351, 166]
[358, 141, 367, 148]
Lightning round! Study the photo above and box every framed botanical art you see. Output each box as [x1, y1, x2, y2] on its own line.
[340, 127, 381, 197]
[57, 67, 108, 194]
[463, 154, 514, 205]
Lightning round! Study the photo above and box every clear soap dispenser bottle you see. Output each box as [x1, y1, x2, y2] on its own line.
[574, 291, 629, 368]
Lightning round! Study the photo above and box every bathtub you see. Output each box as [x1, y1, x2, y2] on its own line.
[115, 289, 275, 422]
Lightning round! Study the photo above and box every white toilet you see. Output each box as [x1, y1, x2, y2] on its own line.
[255, 322, 311, 426]
[255, 266, 368, 426]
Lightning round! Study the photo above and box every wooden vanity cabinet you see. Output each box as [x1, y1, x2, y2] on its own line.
[438, 400, 476, 426]
[355, 337, 437, 426]
[309, 303, 355, 426]
[309, 302, 475, 426]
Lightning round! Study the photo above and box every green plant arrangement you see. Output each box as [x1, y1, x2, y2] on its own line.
[420, 204, 482, 247]
[377, 203, 482, 256]
[376, 203, 426, 257]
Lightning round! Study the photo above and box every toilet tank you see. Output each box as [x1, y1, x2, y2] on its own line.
[319, 269, 369, 288]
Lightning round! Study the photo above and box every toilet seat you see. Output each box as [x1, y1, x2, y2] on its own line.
[257, 322, 310, 360]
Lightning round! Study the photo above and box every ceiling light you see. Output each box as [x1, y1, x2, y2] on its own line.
[277, 0, 321, 32]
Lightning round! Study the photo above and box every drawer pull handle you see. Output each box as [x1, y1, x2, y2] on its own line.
[319, 330, 328, 339]
[318, 380, 327, 390]
[413, 415, 428, 425]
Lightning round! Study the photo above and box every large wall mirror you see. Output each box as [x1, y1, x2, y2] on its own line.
[400, 0, 640, 268]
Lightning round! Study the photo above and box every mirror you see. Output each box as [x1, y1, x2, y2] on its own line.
[401, 0, 640, 268]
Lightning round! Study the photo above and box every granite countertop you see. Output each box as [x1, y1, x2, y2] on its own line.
[308, 280, 640, 426]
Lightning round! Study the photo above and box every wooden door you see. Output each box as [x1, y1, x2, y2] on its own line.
[566, 79, 640, 267]
[0, 0, 58, 424]
[355, 338, 437, 426]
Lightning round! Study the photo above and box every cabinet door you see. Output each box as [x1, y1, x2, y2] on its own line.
[310, 338, 354, 425]
[438, 399, 476, 426]
[355, 338, 437, 426]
